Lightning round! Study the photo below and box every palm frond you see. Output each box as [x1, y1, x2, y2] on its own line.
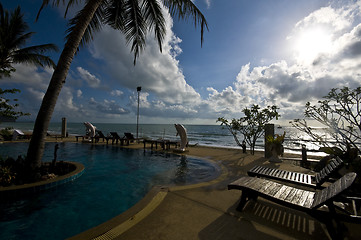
[142, 0, 166, 53]
[163, 0, 208, 46]
[9, 32, 35, 49]
[66, 1, 106, 48]
[15, 44, 59, 55]
[36, 0, 83, 20]
[104, 0, 126, 30]
[0, 5, 30, 49]
[10, 44, 58, 69]
[123, 0, 147, 64]
[12, 52, 57, 69]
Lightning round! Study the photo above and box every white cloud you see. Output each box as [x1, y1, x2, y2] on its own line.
[110, 89, 123, 97]
[77, 89, 83, 98]
[77, 67, 101, 88]
[205, 0, 211, 9]
[66, 2, 361, 122]
[89, 97, 129, 115]
[203, 2, 361, 122]
[5, 1, 361, 124]
[89, 4, 202, 106]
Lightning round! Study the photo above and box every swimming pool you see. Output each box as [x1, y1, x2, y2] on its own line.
[0, 142, 220, 239]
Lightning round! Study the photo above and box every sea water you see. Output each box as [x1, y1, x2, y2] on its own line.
[0, 142, 219, 239]
[0, 122, 335, 154]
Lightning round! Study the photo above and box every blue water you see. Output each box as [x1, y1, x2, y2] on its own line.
[1, 122, 341, 157]
[0, 142, 219, 240]
[0, 122, 322, 150]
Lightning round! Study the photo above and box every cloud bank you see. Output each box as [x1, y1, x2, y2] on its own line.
[2, 1, 361, 125]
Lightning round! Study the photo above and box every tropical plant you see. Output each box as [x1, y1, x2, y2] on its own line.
[266, 131, 285, 156]
[0, 127, 14, 141]
[291, 87, 361, 156]
[0, 3, 58, 78]
[0, 165, 16, 186]
[26, 0, 208, 176]
[0, 88, 30, 122]
[218, 105, 280, 154]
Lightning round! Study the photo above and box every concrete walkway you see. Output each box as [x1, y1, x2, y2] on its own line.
[69, 146, 361, 240]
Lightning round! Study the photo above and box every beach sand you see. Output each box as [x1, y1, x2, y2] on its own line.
[6, 136, 361, 239]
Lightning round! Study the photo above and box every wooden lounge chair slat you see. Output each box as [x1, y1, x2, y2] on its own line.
[297, 190, 310, 206]
[284, 188, 298, 203]
[303, 192, 315, 208]
[228, 173, 357, 239]
[290, 172, 295, 181]
[315, 172, 322, 184]
[247, 156, 343, 188]
[262, 181, 278, 195]
[325, 164, 332, 174]
[268, 183, 283, 196]
[329, 161, 337, 170]
[274, 169, 282, 178]
[295, 172, 300, 182]
[278, 186, 294, 201]
[252, 166, 261, 174]
[269, 168, 277, 176]
[258, 167, 267, 175]
[287, 172, 292, 180]
[273, 185, 289, 199]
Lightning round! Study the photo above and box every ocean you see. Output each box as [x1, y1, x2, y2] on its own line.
[0, 122, 332, 156]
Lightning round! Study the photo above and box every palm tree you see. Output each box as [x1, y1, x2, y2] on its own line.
[0, 3, 58, 78]
[26, 0, 208, 175]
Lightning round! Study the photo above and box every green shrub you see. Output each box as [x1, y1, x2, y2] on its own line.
[0, 127, 13, 141]
[0, 165, 16, 186]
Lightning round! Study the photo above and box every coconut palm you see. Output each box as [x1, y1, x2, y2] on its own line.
[0, 3, 58, 78]
[26, 0, 208, 174]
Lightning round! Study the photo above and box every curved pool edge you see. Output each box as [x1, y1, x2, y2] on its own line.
[68, 161, 228, 240]
[0, 161, 85, 199]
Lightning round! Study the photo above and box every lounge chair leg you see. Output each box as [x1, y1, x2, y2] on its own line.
[314, 203, 347, 240]
[236, 190, 255, 211]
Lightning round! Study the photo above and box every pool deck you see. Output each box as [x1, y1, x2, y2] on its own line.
[66, 141, 360, 240]
[4, 137, 361, 239]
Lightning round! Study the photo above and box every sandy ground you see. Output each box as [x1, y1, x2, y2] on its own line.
[6, 136, 361, 239]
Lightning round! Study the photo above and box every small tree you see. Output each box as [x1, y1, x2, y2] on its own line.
[218, 105, 280, 154]
[0, 88, 29, 121]
[291, 87, 361, 156]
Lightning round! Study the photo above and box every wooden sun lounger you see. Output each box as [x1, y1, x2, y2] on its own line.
[92, 131, 111, 144]
[124, 132, 135, 142]
[110, 132, 129, 145]
[247, 156, 343, 188]
[143, 139, 178, 150]
[228, 172, 359, 239]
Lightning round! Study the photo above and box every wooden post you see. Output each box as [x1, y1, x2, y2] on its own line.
[301, 144, 309, 168]
[61, 117, 67, 138]
[264, 124, 274, 158]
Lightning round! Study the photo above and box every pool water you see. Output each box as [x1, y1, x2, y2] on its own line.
[0, 142, 219, 240]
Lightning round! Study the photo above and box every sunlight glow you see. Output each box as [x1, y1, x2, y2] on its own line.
[294, 27, 333, 64]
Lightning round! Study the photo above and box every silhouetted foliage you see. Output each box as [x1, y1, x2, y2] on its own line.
[218, 105, 280, 154]
[0, 88, 29, 122]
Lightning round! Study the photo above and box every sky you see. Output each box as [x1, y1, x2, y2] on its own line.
[1, 0, 361, 125]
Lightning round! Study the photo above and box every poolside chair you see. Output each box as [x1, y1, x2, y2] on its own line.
[109, 132, 128, 145]
[247, 156, 343, 188]
[124, 132, 135, 143]
[228, 172, 360, 239]
[93, 130, 111, 144]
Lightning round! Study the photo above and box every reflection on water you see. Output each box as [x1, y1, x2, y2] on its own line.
[175, 155, 188, 183]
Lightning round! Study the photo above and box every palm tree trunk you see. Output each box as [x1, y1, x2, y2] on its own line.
[26, 0, 104, 174]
